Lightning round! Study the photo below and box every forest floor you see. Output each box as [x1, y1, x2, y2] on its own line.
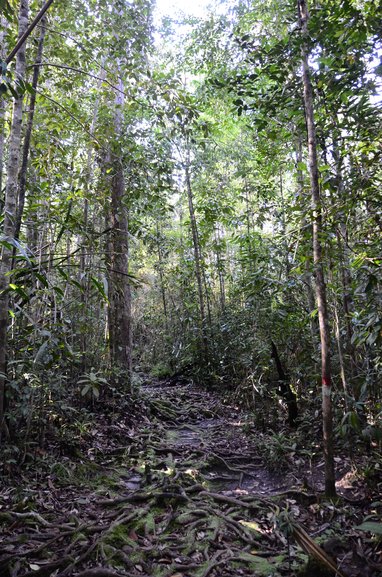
[0, 377, 381, 577]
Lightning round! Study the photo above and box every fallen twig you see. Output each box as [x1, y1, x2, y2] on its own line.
[71, 568, 128, 577]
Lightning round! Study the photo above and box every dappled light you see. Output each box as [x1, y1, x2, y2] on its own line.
[0, 0, 381, 576]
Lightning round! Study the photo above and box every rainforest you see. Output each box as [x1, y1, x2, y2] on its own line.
[0, 0, 381, 576]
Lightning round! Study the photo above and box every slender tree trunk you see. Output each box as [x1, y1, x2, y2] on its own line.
[155, 220, 169, 333]
[215, 226, 226, 312]
[271, 340, 298, 427]
[0, 16, 8, 202]
[13, 15, 46, 246]
[107, 76, 132, 386]
[79, 196, 89, 373]
[0, 0, 29, 439]
[79, 67, 104, 373]
[104, 210, 113, 363]
[201, 258, 213, 330]
[279, 170, 291, 278]
[184, 153, 208, 358]
[26, 167, 38, 249]
[332, 132, 357, 382]
[0, 96, 5, 204]
[298, 0, 336, 497]
[295, 134, 318, 341]
[244, 182, 256, 276]
[333, 301, 349, 408]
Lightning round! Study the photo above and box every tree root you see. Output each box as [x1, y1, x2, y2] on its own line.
[197, 490, 267, 509]
[209, 451, 261, 478]
[74, 570, 129, 577]
[4, 380, 367, 577]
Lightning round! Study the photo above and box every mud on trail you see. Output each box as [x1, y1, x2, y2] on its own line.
[0, 379, 381, 577]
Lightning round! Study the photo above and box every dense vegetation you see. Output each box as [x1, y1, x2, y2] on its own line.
[0, 2, 382, 572]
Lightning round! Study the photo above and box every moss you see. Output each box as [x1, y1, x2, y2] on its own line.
[231, 552, 279, 575]
[134, 510, 156, 535]
[0, 512, 13, 523]
[103, 523, 137, 548]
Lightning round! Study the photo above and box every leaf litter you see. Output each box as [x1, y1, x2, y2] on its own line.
[0, 378, 381, 577]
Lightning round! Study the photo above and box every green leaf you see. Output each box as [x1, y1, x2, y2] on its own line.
[81, 384, 91, 396]
[356, 522, 382, 535]
[34, 341, 49, 365]
[52, 286, 64, 297]
[35, 272, 49, 287]
[91, 277, 109, 302]
[0, 0, 15, 21]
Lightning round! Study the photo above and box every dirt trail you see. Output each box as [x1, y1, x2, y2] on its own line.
[0, 380, 379, 577]
[142, 382, 290, 496]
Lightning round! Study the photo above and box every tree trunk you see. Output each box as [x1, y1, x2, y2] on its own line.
[215, 226, 226, 313]
[0, 0, 29, 439]
[106, 76, 132, 386]
[333, 302, 349, 408]
[184, 153, 208, 358]
[332, 132, 357, 382]
[271, 340, 298, 427]
[0, 16, 8, 203]
[279, 170, 291, 278]
[295, 133, 318, 342]
[13, 15, 46, 246]
[298, 0, 336, 498]
[0, 96, 5, 206]
[155, 220, 169, 333]
[79, 66, 105, 373]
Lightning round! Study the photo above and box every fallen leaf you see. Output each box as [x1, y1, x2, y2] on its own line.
[239, 520, 261, 532]
[129, 529, 138, 541]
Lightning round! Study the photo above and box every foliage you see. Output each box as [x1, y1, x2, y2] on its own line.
[77, 369, 109, 400]
[0, 0, 381, 485]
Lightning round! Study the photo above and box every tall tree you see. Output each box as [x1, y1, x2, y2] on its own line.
[0, 0, 29, 438]
[298, 0, 336, 498]
[106, 74, 133, 383]
[13, 14, 47, 246]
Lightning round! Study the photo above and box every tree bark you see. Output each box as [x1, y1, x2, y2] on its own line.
[13, 15, 47, 247]
[279, 170, 291, 278]
[79, 66, 105, 373]
[332, 132, 357, 381]
[13, 17, 46, 262]
[271, 340, 298, 427]
[295, 133, 318, 342]
[298, 0, 336, 497]
[0, 0, 29, 439]
[0, 16, 8, 203]
[106, 75, 132, 386]
[215, 226, 226, 313]
[155, 220, 169, 333]
[333, 302, 349, 408]
[184, 151, 208, 358]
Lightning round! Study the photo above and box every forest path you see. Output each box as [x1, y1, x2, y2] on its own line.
[141, 380, 290, 497]
[0, 379, 373, 577]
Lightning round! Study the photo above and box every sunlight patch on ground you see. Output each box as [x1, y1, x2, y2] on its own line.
[335, 469, 358, 490]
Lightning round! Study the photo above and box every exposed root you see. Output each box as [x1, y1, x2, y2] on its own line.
[0, 381, 378, 577]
